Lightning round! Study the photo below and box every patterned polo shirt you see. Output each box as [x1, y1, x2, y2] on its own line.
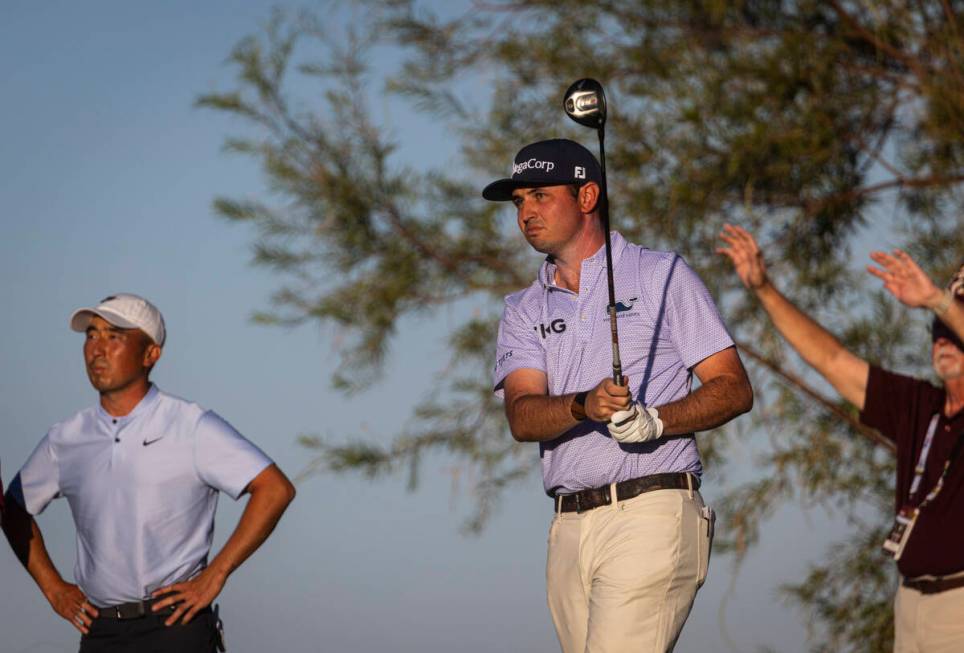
[493, 232, 734, 495]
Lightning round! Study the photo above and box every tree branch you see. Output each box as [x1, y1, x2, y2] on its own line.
[830, 0, 928, 80]
[735, 339, 896, 453]
[803, 173, 964, 214]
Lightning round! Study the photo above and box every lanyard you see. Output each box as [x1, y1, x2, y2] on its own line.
[907, 413, 964, 511]
[907, 414, 940, 500]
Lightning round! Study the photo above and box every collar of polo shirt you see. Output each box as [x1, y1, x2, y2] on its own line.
[541, 231, 628, 290]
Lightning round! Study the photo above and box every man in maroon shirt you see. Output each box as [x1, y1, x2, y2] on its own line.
[719, 224, 964, 652]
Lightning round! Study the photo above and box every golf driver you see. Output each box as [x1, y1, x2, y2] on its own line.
[563, 78, 623, 386]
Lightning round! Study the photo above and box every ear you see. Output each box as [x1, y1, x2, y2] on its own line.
[143, 343, 162, 369]
[578, 182, 601, 215]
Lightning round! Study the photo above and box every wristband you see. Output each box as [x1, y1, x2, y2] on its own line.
[932, 288, 953, 316]
[570, 391, 588, 421]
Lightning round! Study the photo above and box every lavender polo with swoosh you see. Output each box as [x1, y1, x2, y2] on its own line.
[493, 232, 734, 496]
[8, 384, 272, 607]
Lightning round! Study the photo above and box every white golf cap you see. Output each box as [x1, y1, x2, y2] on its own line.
[70, 293, 166, 346]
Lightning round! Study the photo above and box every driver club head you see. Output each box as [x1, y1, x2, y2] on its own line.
[564, 78, 607, 128]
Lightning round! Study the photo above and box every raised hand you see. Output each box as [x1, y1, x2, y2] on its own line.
[717, 223, 769, 290]
[867, 249, 943, 309]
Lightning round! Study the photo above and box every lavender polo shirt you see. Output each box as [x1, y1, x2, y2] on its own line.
[8, 385, 272, 607]
[493, 232, 734, 495]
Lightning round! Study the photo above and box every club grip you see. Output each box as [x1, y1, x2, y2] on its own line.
[609, 304, 622, 385]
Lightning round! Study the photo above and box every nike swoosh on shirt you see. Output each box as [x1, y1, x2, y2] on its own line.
[142, 436, 165, 446]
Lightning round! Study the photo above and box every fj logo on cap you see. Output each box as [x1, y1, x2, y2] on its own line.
[574, 166, 586, 179]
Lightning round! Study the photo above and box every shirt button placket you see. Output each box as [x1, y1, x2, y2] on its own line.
[105, 418, 122, 468]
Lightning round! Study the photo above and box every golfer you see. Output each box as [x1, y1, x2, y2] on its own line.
[2, 293, 296, 653]
[719, 224, 964, 651]
[485, 139, 753, 652]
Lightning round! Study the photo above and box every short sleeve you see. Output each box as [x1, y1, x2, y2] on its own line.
[10, 435, 61, 516]
[194, 412, 273, 500]
[493, 300, 546, 398]
[860, 366, 921, 444]
[658, 255, 734, 369]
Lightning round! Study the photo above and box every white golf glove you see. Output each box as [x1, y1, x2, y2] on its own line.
[607, 401, 663, 443]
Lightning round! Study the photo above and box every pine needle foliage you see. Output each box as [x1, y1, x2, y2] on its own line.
[199, 3, 964, 649]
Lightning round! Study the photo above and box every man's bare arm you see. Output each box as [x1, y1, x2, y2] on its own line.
[656, 346, 753, 435]
[719, 223, 870, 410]
[150, 464, 296, 625]
[2, 495, 100, 633]
[503, 368, 632, 442]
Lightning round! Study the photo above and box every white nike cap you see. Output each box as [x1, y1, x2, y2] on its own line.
[70, 294, 166, 346]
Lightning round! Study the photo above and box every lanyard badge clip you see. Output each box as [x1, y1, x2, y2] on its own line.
[882, 506, 918, 560]
[882, 413, 943, 561]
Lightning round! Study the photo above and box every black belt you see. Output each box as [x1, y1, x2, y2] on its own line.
[902, 574, 964, 595]
[554, 472, 699, 513]
[98, 597, 178, 620]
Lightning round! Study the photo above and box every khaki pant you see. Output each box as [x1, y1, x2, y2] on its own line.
[894, 582, 964, 652]
[546, 484, 713, 653]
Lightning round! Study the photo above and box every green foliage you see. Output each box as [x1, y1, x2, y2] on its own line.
[201, 2, 964, 650]
[784, 523, 898, 652]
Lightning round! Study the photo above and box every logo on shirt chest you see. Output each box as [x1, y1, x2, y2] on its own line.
[602, 297, 639, 320]
[534, 318, 567, 339]
[615, 297, 637, 312]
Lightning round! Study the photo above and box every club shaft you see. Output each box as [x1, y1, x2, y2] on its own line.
[597, 127, 623, 385]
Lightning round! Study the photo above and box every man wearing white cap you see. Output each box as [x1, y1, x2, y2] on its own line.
[2, 294, 296, 653]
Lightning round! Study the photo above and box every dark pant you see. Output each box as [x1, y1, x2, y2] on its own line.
[79, 607, 218, 653]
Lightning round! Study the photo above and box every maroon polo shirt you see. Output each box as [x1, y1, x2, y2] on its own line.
[860, 366, 964, 578]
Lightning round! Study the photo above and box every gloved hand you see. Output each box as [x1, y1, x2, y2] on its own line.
[607, 401, 663, 443]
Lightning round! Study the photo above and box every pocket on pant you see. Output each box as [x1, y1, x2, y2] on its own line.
[923, 586, 964, 640]
[548, 515, 559, 545]
[78, 618, 113, 652]
[167, 609, 219, 652]
[697, 505, 715, 588]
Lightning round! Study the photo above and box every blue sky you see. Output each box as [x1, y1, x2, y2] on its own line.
[0, 3, 853, 652]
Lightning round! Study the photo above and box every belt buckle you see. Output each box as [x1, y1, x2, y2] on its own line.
[574, 493, 583, 513]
